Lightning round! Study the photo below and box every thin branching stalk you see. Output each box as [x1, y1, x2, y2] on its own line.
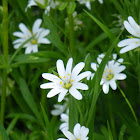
[117, 84, 138, 124]
[68, 12, 74, 58]
[0, 0, 8, 124]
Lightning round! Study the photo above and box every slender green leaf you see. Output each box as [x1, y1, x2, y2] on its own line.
[0, 121, 10, 140]
[40, 103, 53, 140]
[19, 77, 44, 128]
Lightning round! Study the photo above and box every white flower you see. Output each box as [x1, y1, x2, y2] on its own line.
[57, 123, 89, 140]
[77, 0, 91, 10]
[40, 58, 91, 102]
[101, 59, 126, 94]
[98, 0, 103, 4]
[13, 19, 50, 54]
[51, 98, 68, 116]
[87, 53, 118, 80]
[118, 16, 140, 53]
[25, 0, 57, 15]
[59, 113, 69, 131]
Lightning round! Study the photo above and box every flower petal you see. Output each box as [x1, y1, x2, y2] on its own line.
[19, 23, 30, 35]
[128, 16, 140, 32]
[118, 38, 140, 47]
[66, 58, 73, 75]
[80, 126, 89, 139]
[47, 88, 62, 98]
[91, 62, 98, 71]
[58, 89, 68, 102]
[42, 73, 60, 82]
[40, 82, 55, 89]
[120, 42, 140, 54]
[75, 71, 91, 82]
[85, 1, 91, 10]
[69, 87, 82, 100]
[13, 31, 24, 38]
[115, 73, 127, 80]
[110, 80, 117, 90]
[32, 19, 42, 34]
[74, 82, 88, 90]
[38, 38, 51, 44]
[71, 62, 85, 78]
[25, 46, 32, 54]
[124, 20, 140, 38]
[62, 130, 75, 140]
[57, 59, 65, 78]
[103, 83, 109, 94]
[74, 123, 80, 139]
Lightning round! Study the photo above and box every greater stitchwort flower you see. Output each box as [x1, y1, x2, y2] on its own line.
[77, 0, 91, 10]
[118, 16, 140, 53]
[101, 59, 126, 94]
[57, 123, 89, 140]
[40, 58, 91, 102]
[25, 0, 57, 15]
[13, 19, 50, 54]
[51, 98, 68, 116]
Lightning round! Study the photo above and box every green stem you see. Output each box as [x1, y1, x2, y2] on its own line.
[117, 84, 138, 124]
[0, 0, 8, 124]
[68, 13, 74, 57]
[108, 93, 117, 140]
[69, 96, 78, 132]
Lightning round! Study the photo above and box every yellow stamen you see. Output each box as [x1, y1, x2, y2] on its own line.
[68, 83, 71, 86]
[106, 68, 108, 70]
[136, 42, 138, 44]
[59, 76, 61, 78]
[64, 76, 66, 78]
[102, 76, 105, 78]
[104, 71, 106, 73]
[71, 80, 73, 82]
[109, 70, 111, 73]
[68, 73, 70, 76]
[60, 81, 62, 85]
[130, 36, 133, 39]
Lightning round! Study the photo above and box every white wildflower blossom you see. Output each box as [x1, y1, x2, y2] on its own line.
[40, 58, 91, 102]
[77, 0, 91, 10]
[57, 123, 89, 140]
[101, 59, 126, 94]
[51, 98, 68, 116]
[87, 53, 118, 80]
[118, 16, 140, 53]
[77, 0, 103, 9]
[59, 113, 69, 131]
[87, 53, 126, 94]
[13, 19, 50, 54]
[25, 0, 58, 15]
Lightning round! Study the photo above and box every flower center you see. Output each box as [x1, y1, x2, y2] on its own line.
[59, 74, 73, 90]
[107, 73, 114, 81]
[31, 38, 37, 44]
[103, 69, 114, 81]
[63, 82, 72, 89]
